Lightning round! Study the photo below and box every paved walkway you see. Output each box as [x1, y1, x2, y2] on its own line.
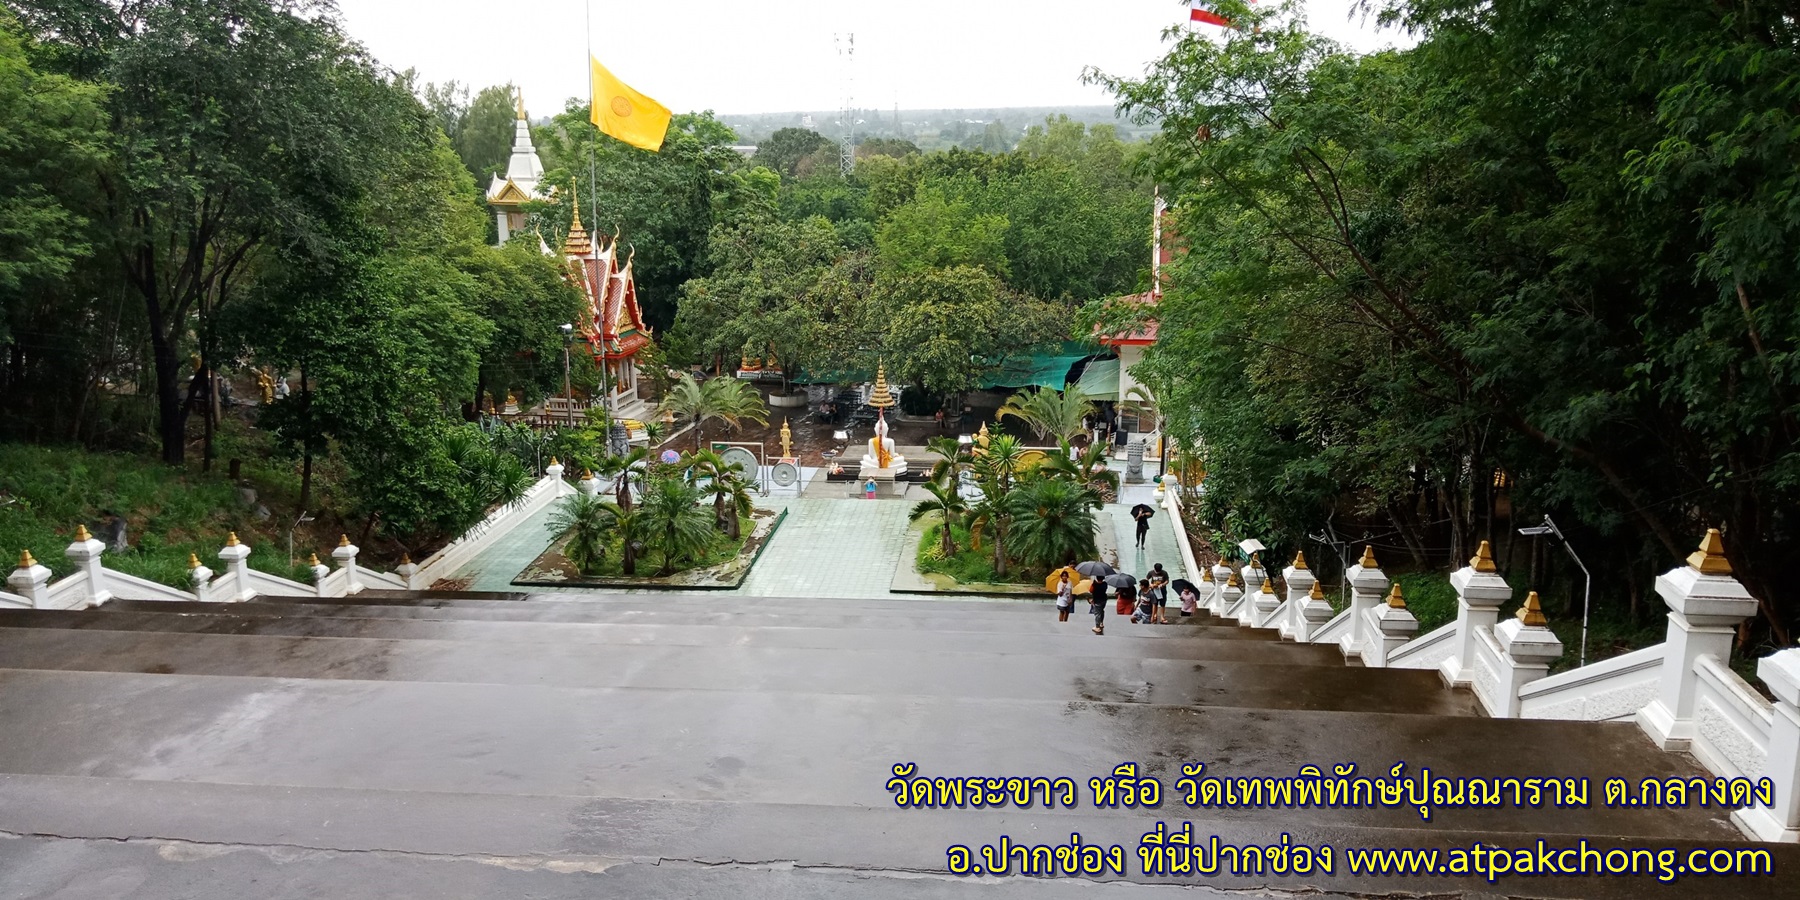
[451, 484, 1191, 599]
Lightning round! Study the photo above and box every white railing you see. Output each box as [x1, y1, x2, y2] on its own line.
[1519, 644, 1664, 722]
[411, 469, 571, 587]
[1689, 655, 1774, 783]
[1386, 620, 1458, 671]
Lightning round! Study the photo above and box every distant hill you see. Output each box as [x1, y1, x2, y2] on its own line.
[718, 105, 1160, 153]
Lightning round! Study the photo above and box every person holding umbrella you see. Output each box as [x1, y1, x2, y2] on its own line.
[1075, 561, 1115, 635]
[1171, 577, 1201, 617]
[1148, 563, 1171, 624]
[1107, 572, 1137, 617]
[1131, 503, 1156, 549]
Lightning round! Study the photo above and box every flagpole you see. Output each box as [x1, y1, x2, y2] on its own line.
[585, 0, 599, 244]
[584, 0, 614, 425]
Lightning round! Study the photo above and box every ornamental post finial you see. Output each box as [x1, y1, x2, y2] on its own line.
[187, 553, 200, 569]
[338, 534, 351, 548]
[1201, 566, 1214, 583]
[308, 552, 321, 567]
[1359, 545, 1378, 568]
[74, 524, 91, 543]
[1309, 579, 1325, 600]
[18, 549, 35, 569]
[225, 532, 240, 547]
[1227, 570, 1242, 588]
[1517, 591, 1549, 627]
[1470, 540, 1498, 573]
[1260, 577, 1275, 595]
[1291, 550, 1308, 570]
[515, 88, 526, 120]
[1386, 583, 1407, 609]
[1685, 528, 1732, 576]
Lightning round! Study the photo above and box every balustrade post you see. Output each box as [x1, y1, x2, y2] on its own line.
[1251, 576, 1280, 628]
[331, 534, 362, 595]
[308, 553, 331, 595]
[1341, 546, 1388, 660]
[1298, 578, 1336, 641]
[1236, 554, 1267, 626]
[1209, 558, 1233, 614]
[1443, 540, 1511, 688]
[1198, 566, 1216, 617]
[395, 553, 420, 590]
[1636, 530, 1759, 751]
[64, 524, 110, 608]
[1490, 592, 1564, 718]
[1735, 650, 1800, 842]
[187, 553, 214, 603]
[7, 550, 51, 607]
[218, 532, 253, 602]
[578, 468, 602, 496]
[1281, 551, 1315, 639]
[1218, 571, 1244, 619]
[1364, 583, 1421, 667]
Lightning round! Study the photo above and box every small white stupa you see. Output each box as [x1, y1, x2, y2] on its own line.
[486, 90, 547, 245]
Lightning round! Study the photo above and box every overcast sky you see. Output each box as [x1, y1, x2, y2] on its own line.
[334, 0, 1409, 116]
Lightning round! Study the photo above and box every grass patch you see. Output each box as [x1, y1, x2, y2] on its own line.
[916, 523, 1038, 586]
[0, 442, 322, 590]
[1392, 571, 1460, 635]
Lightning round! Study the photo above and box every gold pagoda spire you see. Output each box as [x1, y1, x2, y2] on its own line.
[515, 88, 526, 120]
[868, 361, 896, 409]
[1686, 528, 1732, 576]
[563, 181, 593, 258]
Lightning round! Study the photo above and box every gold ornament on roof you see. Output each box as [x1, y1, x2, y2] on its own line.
[1227, 570, 1242, 588]
[1516, 591, 1549, 627]
[563, 182, 593, 257]
[187, 553, 200, 569]
[515, 88, 526, 120]
[18, 549, 35, 569]
[1260, 577, 1275, 595]
[74, 524, 91, 542]
[1291, 550, 1308, 571]
[1470, 540, 1498, 573]
[1201, 566, 1214, 583]
[1686, 528, 1732, 576]
[1359, 545, 1379, 568]
[338, 534, 351, 548]
[1386, 583, 1407, 609]
[308, 552, 321, 567]
[867, 362, 896, 409]
[225, 532, 240, 547]
[1309, 579, 1325, 601]
[549, 457, 560, 468]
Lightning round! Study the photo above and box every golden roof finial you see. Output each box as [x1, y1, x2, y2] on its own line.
[868, 361, 896, 409]
[1249, 552, 1262, 570]
[1516, 591, 1549, 627]
[1260, 577, 1275, 595]
[570, 181, 583, 231]
[308, 552, 321, 567]
[1309, 579, 1325, 600]
[1359, 545, 1379, 568]
[1201, 566, 1214, 583]
[1386, 583, 1407, 609]
[582, 468, 595, 481]
[549, 456, 560, 468]
[1686, 528, 1732, 576]
[1470, 540, 1498, 574]
[226, 532, 240, 547]
[1227, 570, 1243, 588]
[338, 534, 351, 548]
[18, 549, 35, 569]
[563, 182, 594, 258]
[399, 552, 412, 565]
[73, 524, 91, 542]
[1291, 550, 1308, 571]
[515, 87, 526, 120]
[187, 553, 200, 569]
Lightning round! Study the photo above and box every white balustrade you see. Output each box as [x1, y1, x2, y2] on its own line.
[1636, 530, 1759, 752]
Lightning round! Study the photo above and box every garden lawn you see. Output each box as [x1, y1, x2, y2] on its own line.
[917, 523, 1038, 586]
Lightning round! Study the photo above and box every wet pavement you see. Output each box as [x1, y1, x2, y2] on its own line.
[0, 592, 1791, 898]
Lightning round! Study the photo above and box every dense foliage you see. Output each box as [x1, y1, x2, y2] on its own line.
[1089, 0, 1800, 644]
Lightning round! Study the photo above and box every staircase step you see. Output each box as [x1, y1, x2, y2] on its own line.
[0, 610, 1343, 665]
[98, 598, 1287, 640]
[0, 667, 1739, 844]
[0, 624, 1469, 714]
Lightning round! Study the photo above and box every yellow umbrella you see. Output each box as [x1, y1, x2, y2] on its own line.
[1045, 566, 1081, 594]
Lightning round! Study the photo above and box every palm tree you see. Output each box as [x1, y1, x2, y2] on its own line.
[1007, 477, 1099, 572]
[659, 373, 770, 449]
[548, 493, 621, 576]
[595, 447, 651, 512]
[685, 449, 754, 539]
[968, 489, 1012, 577]
[909, 480, 968, 558]
[971, 433, 1027, 493]
[924, 436, 968, 488]
[635, 476, 718, 576]
[1039, 438, 1118, 507]
[997, 383, 1095, 444]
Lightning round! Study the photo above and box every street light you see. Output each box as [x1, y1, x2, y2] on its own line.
[559, 323, 575, 428]
[288, 511, 314, 568]
[1519, 515, 1592, 667]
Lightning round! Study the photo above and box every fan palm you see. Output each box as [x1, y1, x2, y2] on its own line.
[635, 476, 718, 576]
[909, 480, 968, 558]
[997, 384, 1095, 444]
[1007, 477, 1099, 572]
[547, 493, 621, 576]
[925, 436, 969, 488]
[595, 447, 651, 512]
[685, 449, 754, 538]
[659, 374, 770, 449]
[1039, 439, 1117, 507]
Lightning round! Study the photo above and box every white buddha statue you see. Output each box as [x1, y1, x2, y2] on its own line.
[859, 410, 907, 479]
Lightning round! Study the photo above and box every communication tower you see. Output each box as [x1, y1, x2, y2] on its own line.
[835, 32, 856, 176]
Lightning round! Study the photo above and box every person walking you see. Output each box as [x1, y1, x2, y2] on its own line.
[1055, 571, 1074, 622]
[1090, 579, 1108, 635]
[1148, 563, 1170, 624]
[1132, 579, 1154, 624]
[1133, 505, 1153, 549]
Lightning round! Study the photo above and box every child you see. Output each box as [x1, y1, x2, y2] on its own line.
[1132, 579, 1154, 624]
[1055, 571, 1074, 622]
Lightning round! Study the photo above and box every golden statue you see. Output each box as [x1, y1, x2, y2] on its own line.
[780, 418, 793, 459]
[256, 369, 275, 404]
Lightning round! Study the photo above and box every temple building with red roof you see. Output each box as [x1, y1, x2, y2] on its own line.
[561, 204, 653, 419]
[1095, 194, 1171, 411]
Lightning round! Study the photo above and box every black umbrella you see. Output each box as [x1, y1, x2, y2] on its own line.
[1104, 573, 1137, 589]
[1074, 560, 1115, 578]
[1170, 578, 1200, 597]
[1130, 504, 1156, 520]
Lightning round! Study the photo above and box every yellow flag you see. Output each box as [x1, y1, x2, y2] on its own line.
[589, 57, 672, 152]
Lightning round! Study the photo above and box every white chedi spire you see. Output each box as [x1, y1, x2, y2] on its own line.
[503, 90, 544, 191]
[487, 88, 549, 245]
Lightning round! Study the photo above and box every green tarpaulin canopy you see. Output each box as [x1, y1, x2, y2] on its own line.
[1074, 358, 1120, 398]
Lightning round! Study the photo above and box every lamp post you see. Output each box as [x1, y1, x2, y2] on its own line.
[559, 323, 574, 428]
[288, 511, 314, 568]
[1519, 514, 1591, 667]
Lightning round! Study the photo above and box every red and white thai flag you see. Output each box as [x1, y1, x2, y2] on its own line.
[1187, 1, 1231, 27]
